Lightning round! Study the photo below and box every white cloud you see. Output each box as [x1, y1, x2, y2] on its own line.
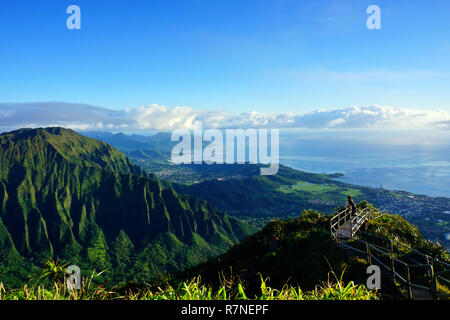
[0, 102, 449, 132]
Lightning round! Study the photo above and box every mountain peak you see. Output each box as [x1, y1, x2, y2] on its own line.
[2, 127, 71, 139]
[0, 127, 143, 176]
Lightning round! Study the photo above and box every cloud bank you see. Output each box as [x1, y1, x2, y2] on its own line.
[0, 102, 449, 132]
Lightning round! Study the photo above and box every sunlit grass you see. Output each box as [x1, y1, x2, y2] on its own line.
[278, 181, 363, 199]
[0, 273, 378, 301]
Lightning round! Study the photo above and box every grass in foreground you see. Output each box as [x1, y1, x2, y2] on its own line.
[0, 273, 378, 300]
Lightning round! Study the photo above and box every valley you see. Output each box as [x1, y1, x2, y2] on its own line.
[84, 131, 450, 249]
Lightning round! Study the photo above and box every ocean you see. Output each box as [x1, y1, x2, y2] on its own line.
[278, 129, 450, 198]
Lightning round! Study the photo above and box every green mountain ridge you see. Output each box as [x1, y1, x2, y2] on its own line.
[174, 205, 449, 299]
[0, 127, 252, 286]
[171, 164, 367, 216]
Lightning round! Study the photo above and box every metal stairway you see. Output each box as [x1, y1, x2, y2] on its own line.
[330, 207, 450, 300]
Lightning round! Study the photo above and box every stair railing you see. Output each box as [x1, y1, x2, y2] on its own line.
[330, 208, 352, 242]
[338, 228, 450, 300]
[330, 207, 377, 242]
[350, 208, 384, 238]
[330, 208, 450, 299]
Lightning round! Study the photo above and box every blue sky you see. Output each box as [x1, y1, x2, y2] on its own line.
[0, 0, 450, 114]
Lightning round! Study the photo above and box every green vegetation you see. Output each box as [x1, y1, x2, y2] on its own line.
[86, 131, 450, 249]
[367, 213, 425, 247]
[1, 196, 447, 299]
[1, 128, 447, 300]
[365, 212, 450, 263]
[389, 192, 403, 198]
[0, 128, 254, 287]
[0, 268, 377, 300]
[172, 164, 368, 218]
[174, 206, 449, 299]
[178, 210, 368, 293]
[278, 180, 363, 198]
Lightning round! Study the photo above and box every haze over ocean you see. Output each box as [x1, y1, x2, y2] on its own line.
[279, 130, 450, 198]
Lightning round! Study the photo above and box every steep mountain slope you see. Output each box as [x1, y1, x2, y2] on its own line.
[0, 128, 252, 286]
[178, 209, 368, 293]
